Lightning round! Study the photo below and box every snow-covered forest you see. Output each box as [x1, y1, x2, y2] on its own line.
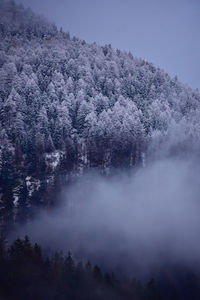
[1, 0, 200, 224]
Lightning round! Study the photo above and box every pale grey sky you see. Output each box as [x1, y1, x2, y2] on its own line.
[15, 0, 200, 90]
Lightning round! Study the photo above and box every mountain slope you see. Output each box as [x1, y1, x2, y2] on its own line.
[0, 0, 200, 225]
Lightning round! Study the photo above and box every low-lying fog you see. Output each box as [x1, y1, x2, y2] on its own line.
[12, 157, 200, 277]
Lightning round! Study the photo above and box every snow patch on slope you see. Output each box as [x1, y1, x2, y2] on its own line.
[26, 176, 41, 197]
[13, 186, 20, 207]
[45, 150, 64, 171]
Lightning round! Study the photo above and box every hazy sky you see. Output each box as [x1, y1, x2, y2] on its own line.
[14, 0, 200, 90]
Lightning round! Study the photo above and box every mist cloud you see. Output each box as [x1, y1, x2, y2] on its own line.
[12, 157, 200, 277]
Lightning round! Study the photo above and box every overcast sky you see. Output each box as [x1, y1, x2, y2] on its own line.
[15, 0, 200, 90]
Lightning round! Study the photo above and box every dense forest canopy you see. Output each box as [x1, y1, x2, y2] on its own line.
[0, 0, 200, 224]
[2, 1, 200, 299]
[0, 235, 166, 300]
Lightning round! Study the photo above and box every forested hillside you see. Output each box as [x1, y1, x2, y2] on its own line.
[2, 235, 200, 300]
[0, 236, 164, 300]
[1, 0, 200, 225]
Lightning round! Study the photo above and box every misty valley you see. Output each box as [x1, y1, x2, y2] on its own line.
[1, 0, 200, 299]
[4, 160, 200, 300]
